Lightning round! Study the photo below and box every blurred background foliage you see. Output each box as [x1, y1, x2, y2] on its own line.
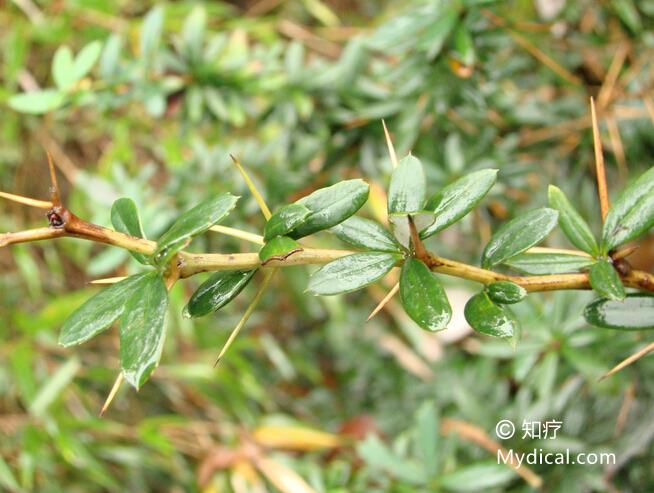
[1, 0, 654, 491]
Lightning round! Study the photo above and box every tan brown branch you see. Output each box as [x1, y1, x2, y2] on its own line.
[3, 202, 654, 294]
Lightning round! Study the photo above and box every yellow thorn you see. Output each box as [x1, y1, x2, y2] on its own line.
[367, 282, 399, 321]
[90, 276, 127, 285]
[214, 269, 276, 366]
[230, 154, 272, 220]
[209, 224, 265, 245]
[47, 152, 61, 207]
[382, 120, 399, 169]
[590, 97, 609, 222]
[100, 372, 124, 416]
[0, 191, 53, 209]
[599, 341, 654, 382]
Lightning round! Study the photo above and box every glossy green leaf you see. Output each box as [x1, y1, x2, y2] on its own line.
[481, 208, 559, 268]
[291, 179, 369, 238]
[421, 169, 497, 238]
[155, 193, 238, 264]
[111, 198, 149, 265]
[503, 253, 595, 275]
[59, 273, 150, 347]
[52, 46, 75, 90]
[602, 166, 654, 252]
[464, 291, 518, 339]
[308, 252, 400, 296]
[259, 236, 302, 264]
[264, 203, 311, 241]
[588, 259, 625, 301]
[548, 185, 598, 255]
[331, 216, 401, 253]
[119, 273, 168, 389]
[400, 258, 451, 331]
[584, 294, 654, 330]
[73, 40, 102, 81]
[388, 155, 425, 214]
[185, 270, 256, 318]
[487, 281, 526, 304]
[8, 89, 66, 114]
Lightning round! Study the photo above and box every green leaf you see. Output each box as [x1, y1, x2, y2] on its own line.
[584, 294, 654, 330]
[155, 193, 238, 264]
[111, 198, 149, 265]
[182, 6, 207, 61]
[400, 257, 451, 331]
[419, 7, 458, 59]
[59, 273, 150, 347]
[503, 252, 595, 275]
[140, 6, 164, 60]
[422, 169, 497, 238]
[119, 273, 168, 389]
[602, 167, 654, 252]
[440, 462, 515, 492]
[52, 45, 75, 90]
[464, 292, 518, 339]
[8, 89, 66, 114]
[259, 236, 302, 264]
[453, 24, 475, 66]
[331, 216, 401, 253]
[264, 203, 311, 241]
[308, 252, 400, 296]
[413, 401, 440, 476]
[548, 185, 598, 255]
[481, 208, 559, 268]
[291, 179, 369, 238]
[184, 270, 256, 318]
[73, 40, 102, 81]
[388, 154, 426, 214]
[588, 259, 625, 301]
[487, 281, 526, 304]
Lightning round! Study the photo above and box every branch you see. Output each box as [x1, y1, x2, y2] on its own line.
[3, 199, 654, 294]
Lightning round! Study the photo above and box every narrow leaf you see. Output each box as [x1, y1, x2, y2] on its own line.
[464, 291, 519, 339]
[503, 252, 595, 275]
[331, 216, 401, 252]
[308, 252, 400, 295]
[453, 24, 475, 67]
[399, 258, 452, 331]
[52, 46, 75, 90]
[388, 154, 426, 214]
[140, 6, 164, 59]
[73, 40, 102, 80]
[548, 185, 598, 255]
[59, 273, 150, 347]
[584, 294, 654, 330]
[602, 167, 654, 252]
[588, 259, 625, 301]
[155, 193, 238, 263]
[119, 273, 168, 389]
[487, 281, 526, 305]
[259, 236, 302, 265]
[264, 203, 311, 241]
[185, 270, 256, 318]
[111, 197, 149, 264]
[291, 179, 369, 238]
[422, 169, 497, 238]
[440, 462, 515, 492]
[8, 90, 66, 114]
[482, 208, 559, 268]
